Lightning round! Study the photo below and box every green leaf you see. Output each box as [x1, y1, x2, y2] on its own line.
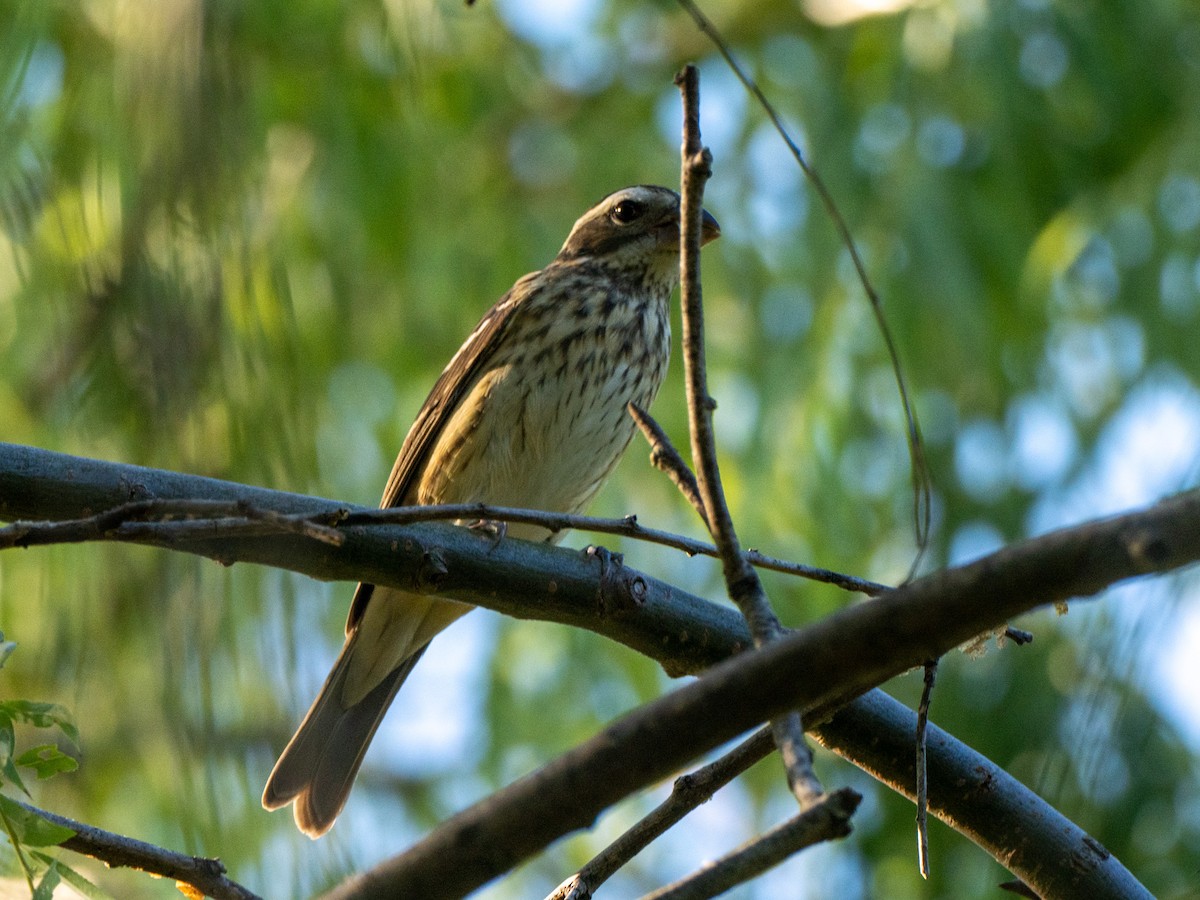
[31, 859, 60, 900]
[1, 754, 29, 797]
[0, 637, 16, 670]
[0, 702, 79, 747]
[0, 795, 76, 847]
[15, 745, 78, 780]
[0, 711, 14, 761]
[30, 852, 115, 900]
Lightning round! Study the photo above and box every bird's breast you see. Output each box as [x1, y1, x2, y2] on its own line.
[417, 286, 671, 534]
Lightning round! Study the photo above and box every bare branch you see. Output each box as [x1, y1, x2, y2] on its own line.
[0, 498, 345, 549]
[547, 728, 774, 900]
[319, 479, 1194, 898]
[1, 468, 883, 597]
[642, 788, 860, 900]
[0, 442, 751, 677]
[813, 691, 1153, 900]
[13, 800, 261, 900]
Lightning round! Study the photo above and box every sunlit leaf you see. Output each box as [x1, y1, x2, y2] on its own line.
[15, 745, 78, 781]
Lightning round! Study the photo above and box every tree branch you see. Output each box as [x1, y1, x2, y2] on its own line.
[319, 481, 1191, 898]
[13, 800, 261, 900]
[2, 493, 883, 595]
[916, 659, 937, 878]
[674, 0, 931, 570]
[1, 443, 1184, 898]
[547, 727, 774, 900]
[0, 442, 751, 678]
[628, 401, 709, 528]
[811, 691, 1153, 900]
[642, 789, 860, 900]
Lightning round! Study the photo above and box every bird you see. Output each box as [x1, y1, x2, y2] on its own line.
[262, 185, 720, 837]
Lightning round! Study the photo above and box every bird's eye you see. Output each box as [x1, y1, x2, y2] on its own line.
[610, 199, 646, 225]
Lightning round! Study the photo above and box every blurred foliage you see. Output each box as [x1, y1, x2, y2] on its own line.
[2, 0, 1200, 897]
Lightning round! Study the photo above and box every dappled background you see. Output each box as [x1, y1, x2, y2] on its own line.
[3, 0, 1200, 896]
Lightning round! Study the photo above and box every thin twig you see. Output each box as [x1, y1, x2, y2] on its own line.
[640, 788, 861, 900]
[356, 504, 885, 593]
[675, 0, 931, 578]
[13, 800, 261, 900]
[2, 498, 886, 596]
[675, 63, 825, 808]
[916, 660, 938, 879]
[628, 401, 709, 528]
[0, 498, 345, 548]
[547, 728, 775, 900]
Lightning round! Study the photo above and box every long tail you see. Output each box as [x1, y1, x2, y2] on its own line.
[262, 636, 428, 838]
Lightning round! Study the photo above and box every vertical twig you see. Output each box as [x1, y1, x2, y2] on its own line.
[674, 0, 931, 578]
[916, 660, 938, 878]
[673, 64, 825, 809]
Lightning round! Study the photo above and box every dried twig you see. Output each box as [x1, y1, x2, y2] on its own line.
[0, 498, 345, 548]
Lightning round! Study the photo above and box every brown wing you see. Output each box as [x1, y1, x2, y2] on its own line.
[345, 273, 539, 632]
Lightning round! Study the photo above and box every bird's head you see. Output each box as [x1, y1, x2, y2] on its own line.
[557, 185, 720, 276]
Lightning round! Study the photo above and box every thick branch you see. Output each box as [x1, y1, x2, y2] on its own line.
[2, 495, 884, 595]
[812, 691, 1152, 900]
[0, 442, 750, 677]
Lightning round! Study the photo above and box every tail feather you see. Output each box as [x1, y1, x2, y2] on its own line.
[263, 639, 428, 838]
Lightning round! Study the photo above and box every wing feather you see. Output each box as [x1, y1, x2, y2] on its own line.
[346, 274, 538, 631]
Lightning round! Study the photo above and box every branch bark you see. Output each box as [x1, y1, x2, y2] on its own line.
[812, 691, 1152, 900]
[0, 442, 750, 678]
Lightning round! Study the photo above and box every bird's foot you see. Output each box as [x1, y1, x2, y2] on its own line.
[585, 544, 624, 580]
[468, 518, 508, 551]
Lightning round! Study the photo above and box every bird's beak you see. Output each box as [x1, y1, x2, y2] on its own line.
[657, 207, 722, 248]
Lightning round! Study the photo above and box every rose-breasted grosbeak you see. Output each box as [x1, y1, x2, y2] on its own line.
[263, 185, 720, 837]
